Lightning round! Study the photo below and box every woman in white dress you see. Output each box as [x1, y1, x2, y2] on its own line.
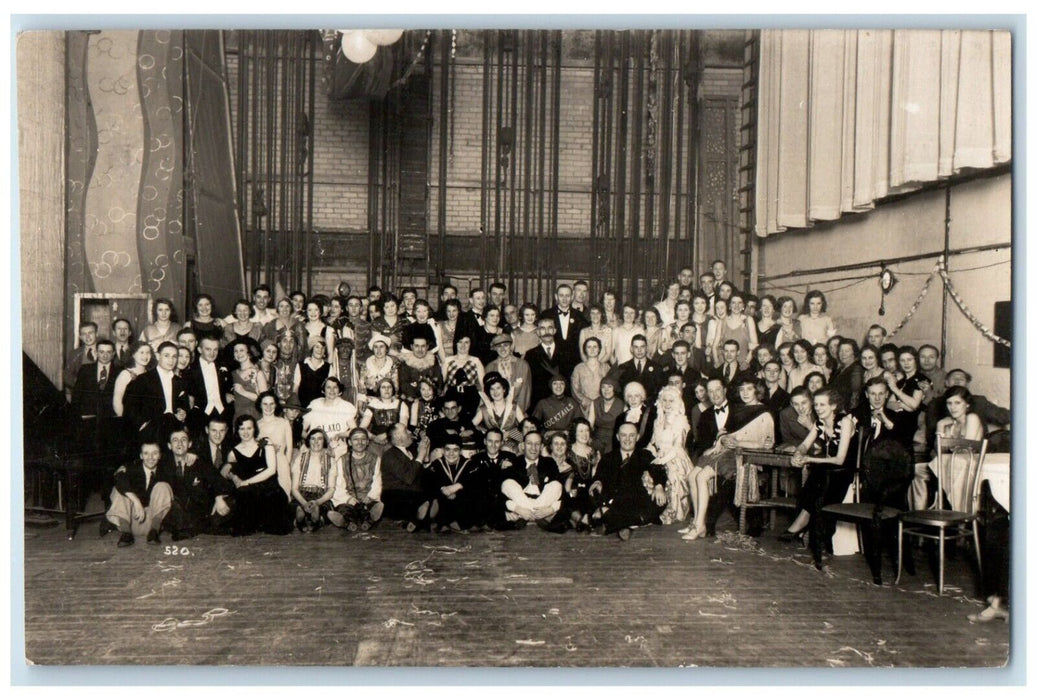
[256, 390, 295, 499]
[647, 386, 695, 525]
[612, 303, 645, 366]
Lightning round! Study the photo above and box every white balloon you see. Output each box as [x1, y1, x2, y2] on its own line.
[366, 29, 404, 46]
[341, 32, 377, 64]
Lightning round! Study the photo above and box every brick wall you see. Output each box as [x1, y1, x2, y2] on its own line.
[227, 39, 743, 292]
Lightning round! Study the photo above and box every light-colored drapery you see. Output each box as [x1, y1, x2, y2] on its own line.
[754, 29, 1012, 237]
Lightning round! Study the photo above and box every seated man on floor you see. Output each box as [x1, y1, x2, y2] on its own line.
[592, 422, 668, 540]
[328, 428, 384, 531]
[380, 423, 431, 531]
[163, 425, 234, 539]
[498, 431, 565, 530]
[100, 439, 176, 547]
[423, 436, 484, 532]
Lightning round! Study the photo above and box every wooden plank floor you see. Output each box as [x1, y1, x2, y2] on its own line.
[22, 517, 1009, 667]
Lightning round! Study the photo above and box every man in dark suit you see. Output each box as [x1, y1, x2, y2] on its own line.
[71, 339, 119, 505]
[499, 431, 565, 529]
[380, 423, 430, 529]
[660, 341, 703, 407]
[524, 317, 569, 408]
[692, 378, 730, 461]
[185, 337, 235, 437]
[193, 415, 231, 475]
[540, 283, 588, 364]
[761, 361, 791, 415]
[709, 339, 745, 386]
[162, 425, 234, 539]
[123, 341, 189, 445]
[100, 440, 176, 547]
[609, 334, 662, 401]
[64, 321, 99, 397]
[111, 318, 135, 370]
[470, 428, 520, 530]
[570, 280, 591, 324]
[856, 376, 916, 452]
[592, 422, 668, 540]
[456, 287, 488, 347]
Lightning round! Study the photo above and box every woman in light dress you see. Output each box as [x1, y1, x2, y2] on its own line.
[647, 386, 695, 525]
[578, 305, 615, 365]
[570, 336, 611, 417]
[612, 303, 645, 366]
[140, 298, 182, 352]
[256, 390, 295, 498]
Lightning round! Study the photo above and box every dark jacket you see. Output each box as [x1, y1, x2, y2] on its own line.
[114, 458, 177, 507]
[71, 362, 116, 420]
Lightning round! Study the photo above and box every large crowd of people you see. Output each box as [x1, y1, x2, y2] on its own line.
[64, 259, 1011, 621]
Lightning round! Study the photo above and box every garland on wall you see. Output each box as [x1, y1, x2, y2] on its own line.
[937, 255, 1012, 348]
[885, 255, 1011, 348]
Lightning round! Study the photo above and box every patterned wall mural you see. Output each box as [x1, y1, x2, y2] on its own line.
[65, 30, 186, 318]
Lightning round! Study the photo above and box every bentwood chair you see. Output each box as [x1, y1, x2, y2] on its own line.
[896, 435, 989, 594]
[822, 427, 913, 584]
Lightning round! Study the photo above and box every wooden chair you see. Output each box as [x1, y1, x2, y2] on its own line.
[896, 435, 988, 594]
[822, 427, 913, 583]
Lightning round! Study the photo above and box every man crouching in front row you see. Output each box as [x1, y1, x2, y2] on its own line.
[99, 440, 174, 547]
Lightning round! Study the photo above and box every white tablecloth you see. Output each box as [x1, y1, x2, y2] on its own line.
[922, 452, 1010, 513]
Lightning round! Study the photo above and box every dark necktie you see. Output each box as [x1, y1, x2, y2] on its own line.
[636, 361, 643, 374]
[527, 460, 540, 486]
[177, 459, 186, 477]
[214, 445, 223, 468]
[86, 347, 95, 363]
[98, 366, 108, 388]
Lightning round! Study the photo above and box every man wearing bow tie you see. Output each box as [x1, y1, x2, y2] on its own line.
[541, 284, 588, 367]
[161, 426, 234, 540]
[855, 377, 916, 452]
[186, 337, 235, 438]
[499, 431, 564, 529]
[692, 379, 731, 461]
[592, 422, 668, 540]
[457, 287, 489, 346]
[100, 440, 175, 547]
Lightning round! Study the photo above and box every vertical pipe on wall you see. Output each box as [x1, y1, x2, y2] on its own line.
[304, 32, 315, 297]
[507, 32, 519, 290]
[548, 31, 562, 307]
[437, 30, 451, 289]
[613, 32, 630, 304]
[277, 35, 289, 292]
[602, 32, 615, 303]
[590, 31, 602, 302]
[479, 32, 492, 293]
[672, 30, 685, 275]
[629, 31, 645, 305]
[658, 31, 674, 285]
[539, 32, 555, 306]
[493, 32, 505, 291]
[367, 104, 380, 290]
[520, 30, 535, 306]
